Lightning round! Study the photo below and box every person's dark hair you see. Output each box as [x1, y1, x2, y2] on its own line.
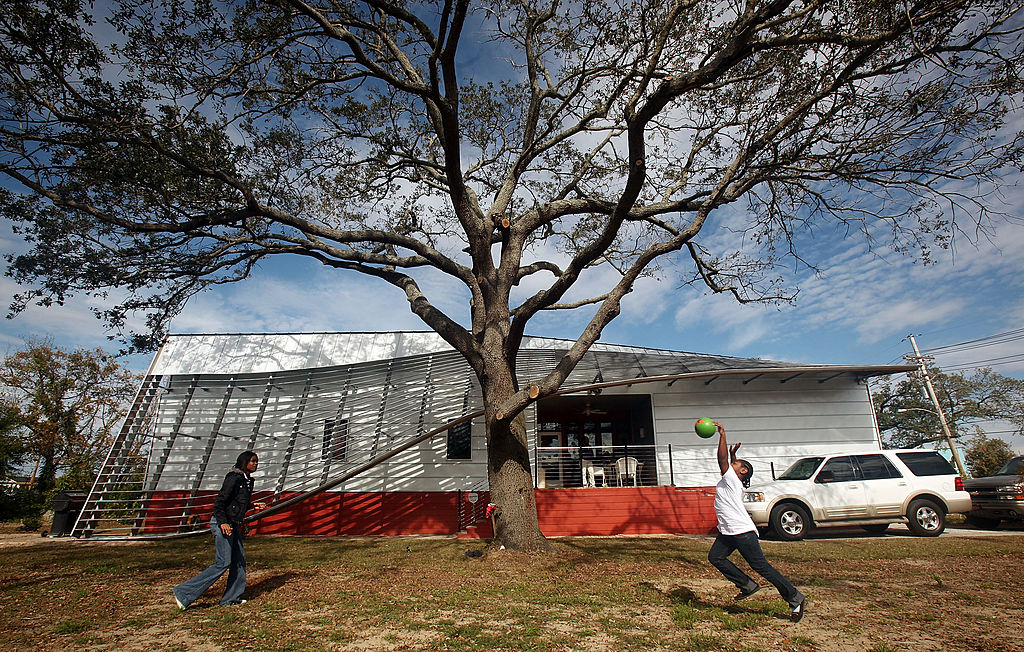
[235, 450, 258, 472]
[736, 459, 754, 488]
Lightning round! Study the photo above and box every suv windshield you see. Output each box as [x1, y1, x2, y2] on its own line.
[777, 457, 824, 480]
[995, 457, 1024, 476]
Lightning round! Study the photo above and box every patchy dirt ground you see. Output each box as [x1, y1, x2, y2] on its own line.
[1, 524, 1022, 651]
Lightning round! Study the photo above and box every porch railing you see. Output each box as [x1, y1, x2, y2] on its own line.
[533, 445, 725, 489]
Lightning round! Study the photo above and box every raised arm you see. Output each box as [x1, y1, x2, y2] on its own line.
[715, 421, 740, 475]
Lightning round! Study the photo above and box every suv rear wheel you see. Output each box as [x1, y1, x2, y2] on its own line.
[906, 498, 946, 536]
[770, 503, 810, 541]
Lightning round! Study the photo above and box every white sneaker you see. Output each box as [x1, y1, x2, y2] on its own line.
[173, 593, 186, 610]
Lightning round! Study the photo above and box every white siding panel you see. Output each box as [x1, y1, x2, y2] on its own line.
[646, 377, 880, 487]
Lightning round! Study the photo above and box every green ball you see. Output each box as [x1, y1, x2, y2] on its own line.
[694, 418, 717, 438]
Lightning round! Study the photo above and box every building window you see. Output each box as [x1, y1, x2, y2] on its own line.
[323, 418, 349, 461]
[446, 421, 472, 460]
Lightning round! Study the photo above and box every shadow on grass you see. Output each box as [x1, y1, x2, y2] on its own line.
[643, 581, 796, 623]
[639, 582, 716, 609]
[555, 538, 707, 568]
[722, 600, 797, 622]
[244, 570, 302, 599]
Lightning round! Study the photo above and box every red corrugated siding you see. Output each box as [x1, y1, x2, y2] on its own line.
[252, 491, 459, 535]
[535, 487, 718, 536]
[145, 487, 717, 537]
[141, 490, 209, 534]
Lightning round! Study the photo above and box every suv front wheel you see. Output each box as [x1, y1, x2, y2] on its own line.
[906, 498, 946, 537]
[769, 503, 810, 541]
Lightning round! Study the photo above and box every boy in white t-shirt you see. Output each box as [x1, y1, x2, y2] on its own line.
[708, 421, 807, 622]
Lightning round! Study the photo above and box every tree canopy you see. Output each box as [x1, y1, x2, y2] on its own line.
[0, 341, 139, 495]
[872, 366, 1024, 451]
[964, 433, 1016, 478]
[2, 0, 1023, 548]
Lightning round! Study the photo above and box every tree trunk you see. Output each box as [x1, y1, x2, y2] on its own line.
[480, 362, 552, 552]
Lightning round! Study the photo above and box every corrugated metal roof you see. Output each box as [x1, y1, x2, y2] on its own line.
[148, 330, 911, 380]
[149, 331, 801, 375]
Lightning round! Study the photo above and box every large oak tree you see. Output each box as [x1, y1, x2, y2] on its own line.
[2, 0, 1022, 549]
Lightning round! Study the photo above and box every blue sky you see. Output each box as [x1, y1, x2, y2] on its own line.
[3, 209, 1022, 375]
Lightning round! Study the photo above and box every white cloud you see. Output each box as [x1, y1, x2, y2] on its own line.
[172, 265, 437, 334]
[0, 275, 140, 350]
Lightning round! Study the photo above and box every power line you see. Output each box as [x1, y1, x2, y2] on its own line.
[920, 328, 1024, 355]
[941, 354, 1024, 372]
[898, 329, 1024, 374]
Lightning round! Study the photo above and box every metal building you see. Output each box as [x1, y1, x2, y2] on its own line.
[72, 332, 913, 539]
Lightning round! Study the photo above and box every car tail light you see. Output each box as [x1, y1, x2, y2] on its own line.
[955, 476, 964, 491]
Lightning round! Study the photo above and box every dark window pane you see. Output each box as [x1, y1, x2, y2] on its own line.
[323, 418, 348, 461]
[447, 421, 472, 460]
[817, 456, 857, 482]
[855, 454, 902, 480]
[895, 452, 955, 476]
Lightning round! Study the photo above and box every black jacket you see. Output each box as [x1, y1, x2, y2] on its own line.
[212, 468, 254, 527]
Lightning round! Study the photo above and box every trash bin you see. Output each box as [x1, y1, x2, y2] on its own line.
[50, 491, 87, 537]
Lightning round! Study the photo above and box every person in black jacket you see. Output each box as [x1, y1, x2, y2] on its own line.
[172, 451, 265, 609]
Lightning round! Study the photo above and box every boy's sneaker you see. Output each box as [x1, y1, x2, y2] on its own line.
[173, 592, 186, 610]
[791, 597, 807, 623]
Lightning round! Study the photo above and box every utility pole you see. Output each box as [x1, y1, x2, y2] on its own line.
[905, 334, 968, 477]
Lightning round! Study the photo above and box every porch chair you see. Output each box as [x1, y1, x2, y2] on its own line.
[582, 460, 606, 487]
[615, 456, 643, 487]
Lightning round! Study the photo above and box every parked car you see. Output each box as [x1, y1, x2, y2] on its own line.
[743, 450, 971, 541]
[962, 456, 1024, 529]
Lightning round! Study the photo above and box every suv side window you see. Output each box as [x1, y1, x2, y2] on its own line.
[854, 454, 902, 480]
[895, 452, 956, 477]
[816, 456, 858, 483]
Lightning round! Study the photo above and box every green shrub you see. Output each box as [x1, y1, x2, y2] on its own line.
[0, 485, 45, 521]
[18, 515, 41, 531]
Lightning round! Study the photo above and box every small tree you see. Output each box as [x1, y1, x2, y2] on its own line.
[3, 0, 1023, 549]
[0, 341, 139, 497]
[964, 434, 1015, 478]
[873, 367, 1024, 450]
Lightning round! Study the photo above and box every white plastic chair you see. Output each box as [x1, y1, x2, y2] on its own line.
[582, 460, 606, 487]
[616, 456, 642, 486]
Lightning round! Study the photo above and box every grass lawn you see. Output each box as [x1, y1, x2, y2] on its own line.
[0, 526, 1021, 651]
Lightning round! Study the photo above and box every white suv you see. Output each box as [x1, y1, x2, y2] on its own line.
[743, 450, 972, 540]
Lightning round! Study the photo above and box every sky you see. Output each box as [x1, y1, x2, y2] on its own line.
[3, 213, 1023, 373]
[5, 191, 1023, 376]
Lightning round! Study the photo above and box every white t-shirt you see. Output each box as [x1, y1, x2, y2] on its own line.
[714, 466, 757, 536]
